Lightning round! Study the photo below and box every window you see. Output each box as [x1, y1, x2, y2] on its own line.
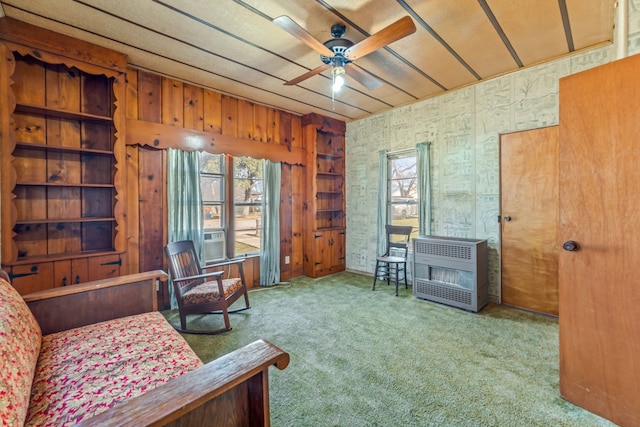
[200, 153, 225, 231]
[199, 153, 264, 258]
[233, 157, 263, 256]
[388, 152, 419, 238]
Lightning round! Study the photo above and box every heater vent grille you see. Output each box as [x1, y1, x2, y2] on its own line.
[415, 241, 472, 260]
[415, 280, 472, 305]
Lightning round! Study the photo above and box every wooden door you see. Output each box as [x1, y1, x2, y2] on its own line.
[500, 127, 559, 315]
[558, 54, 640, 426]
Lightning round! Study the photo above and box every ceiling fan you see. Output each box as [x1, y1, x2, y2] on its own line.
[273, 15, 416, 92]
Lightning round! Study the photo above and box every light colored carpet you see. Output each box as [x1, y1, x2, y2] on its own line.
[163, 271, 616, 427]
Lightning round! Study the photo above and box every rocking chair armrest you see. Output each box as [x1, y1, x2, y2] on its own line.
[202, 257, 246, 269]
[172, 270, 225, 283]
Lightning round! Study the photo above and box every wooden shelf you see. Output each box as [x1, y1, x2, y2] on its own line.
[16, 218, 116, 225]
[16, 182, 115, 188]
[317, 191, 342, 195]
[317, 152, 343, 160]
[15, 142, 114, 155]
[15, 103, 113, 123]
[317, 172, 343, 177]
[316, 209, 343, 213]
[10, 250, 121, 266]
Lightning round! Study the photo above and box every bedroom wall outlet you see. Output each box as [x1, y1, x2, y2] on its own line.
[285, 256, 290, 264]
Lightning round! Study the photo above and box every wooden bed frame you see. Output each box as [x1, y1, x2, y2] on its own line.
[14, 270, 290, 426]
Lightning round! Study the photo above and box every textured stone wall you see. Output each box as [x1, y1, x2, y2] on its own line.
[346, 3, 640, 299]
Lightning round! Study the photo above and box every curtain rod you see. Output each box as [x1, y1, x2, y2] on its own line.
[387, 146, 423, 157]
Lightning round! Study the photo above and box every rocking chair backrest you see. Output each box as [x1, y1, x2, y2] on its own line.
[165, 240, 205, 297]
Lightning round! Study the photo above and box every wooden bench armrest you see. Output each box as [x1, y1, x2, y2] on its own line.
[77, 339, 290, 427]
[23, 270, 167, 334]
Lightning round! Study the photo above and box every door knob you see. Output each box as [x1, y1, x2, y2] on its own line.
[503, 216, 511, 222]
[562, 240, 579, 252]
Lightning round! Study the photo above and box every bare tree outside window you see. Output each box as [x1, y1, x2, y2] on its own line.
[388, 153, 419, 238]
[233, 156, 263, 255]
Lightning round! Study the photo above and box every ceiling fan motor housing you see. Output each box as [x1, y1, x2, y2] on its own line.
[321, 27, 354, 66]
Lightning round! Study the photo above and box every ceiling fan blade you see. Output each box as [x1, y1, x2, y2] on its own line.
[273, 15, 334, 57]
[345, 63, 383, 91]
[284, 63, 332, 86]
[344, 16, 416, 60]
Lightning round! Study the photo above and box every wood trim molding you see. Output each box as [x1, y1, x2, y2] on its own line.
[126, 118, 306, 165]
[0, 42, 16, 265]
[0, 17, 127, 74]
[301, 112, 346, 135]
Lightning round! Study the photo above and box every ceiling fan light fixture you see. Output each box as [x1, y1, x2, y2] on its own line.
[332, 65, 345, 92]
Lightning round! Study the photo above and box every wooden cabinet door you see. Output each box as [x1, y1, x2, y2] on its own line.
[54, 260, 72, 287]
[331, 229, 346, 271]
[311, 231, 332, 276]
[309, 229, 346, 276]
[8, 262, 54, 294]
[54, 258, 89, 287]
[558, 54, 640, 426]
[87, 254, 121, 281]
[71, 258, 89, 284]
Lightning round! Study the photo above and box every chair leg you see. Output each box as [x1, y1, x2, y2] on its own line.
[394, 263, 400, 296]
[403, 262, 408, 289]
[222, 306, 231, 331]
[243, 289, 251, 309]
[180, 312, 187, 330]
[372, 260, 379, 290]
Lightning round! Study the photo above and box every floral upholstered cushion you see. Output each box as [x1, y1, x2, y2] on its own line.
[25, 311, 203, 427]
[183, 277, 243, 305]
[0, 277, 42, 427]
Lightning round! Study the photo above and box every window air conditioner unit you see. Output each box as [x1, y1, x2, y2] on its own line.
[204, 230, 226, 263]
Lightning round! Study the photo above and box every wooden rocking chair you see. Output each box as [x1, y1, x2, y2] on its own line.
[164, 240, 251, 334]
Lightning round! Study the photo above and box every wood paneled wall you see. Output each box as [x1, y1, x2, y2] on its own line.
[124, 68, 305, 305]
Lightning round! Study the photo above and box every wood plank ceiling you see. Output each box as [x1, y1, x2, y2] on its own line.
[0, 0, 614, 122]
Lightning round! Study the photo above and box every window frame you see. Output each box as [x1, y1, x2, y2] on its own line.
[231, 156, 263, 257]
[199, 152, 266, 259]
[200, 153, 226, 233]
[386, 151, 418, 232]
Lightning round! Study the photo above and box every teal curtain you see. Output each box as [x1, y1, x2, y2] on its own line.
[167, 148, 204, 308]
[260, 160, 281, 286]
[416, 142, 431, 236]
[376, 149, 388, 256]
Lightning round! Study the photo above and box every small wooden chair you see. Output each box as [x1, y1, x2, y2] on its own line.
[164, 240, 250, 334]
[372, 225, 413, 296]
